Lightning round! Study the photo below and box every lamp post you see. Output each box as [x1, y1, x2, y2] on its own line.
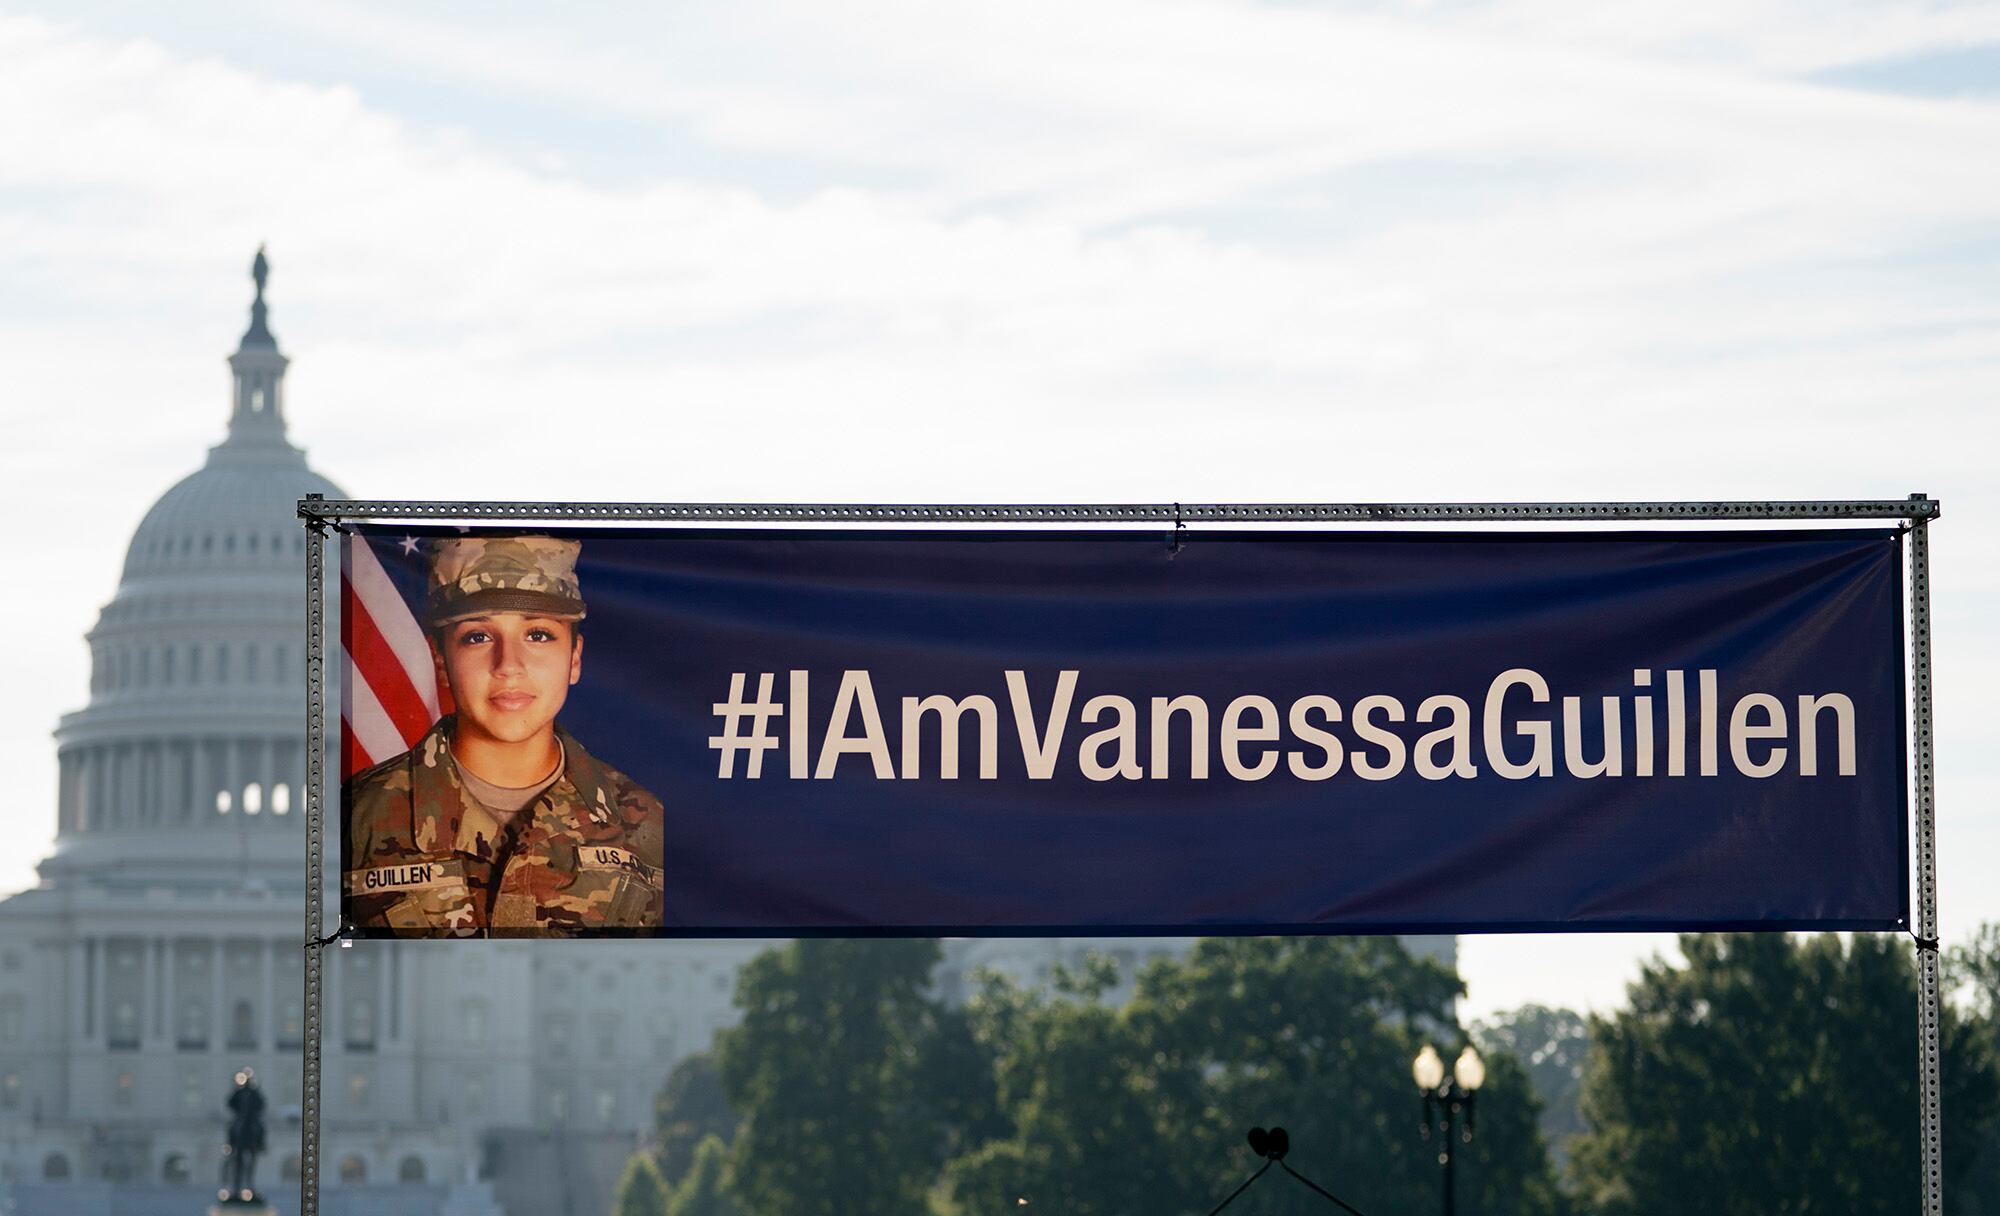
[1413, 1043, 1484, 1216]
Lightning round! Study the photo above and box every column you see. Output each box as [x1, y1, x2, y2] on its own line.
[140, 744, 156, 824]
[148, 937, 165, 1044]
[55, 753, 73, 834]
[211, 940, 226, 1055]
[256, 937, 270, 1051]
[88, 938, 103, 1040]
[168, 741, 188, 821]
[194, 739, 212, 819]
[254, 738, 271, 821]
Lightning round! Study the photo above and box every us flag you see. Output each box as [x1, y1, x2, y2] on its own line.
[340, 534, 449, 778]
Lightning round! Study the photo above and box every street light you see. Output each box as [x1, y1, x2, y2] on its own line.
[1413, 1044, 1483, 1216]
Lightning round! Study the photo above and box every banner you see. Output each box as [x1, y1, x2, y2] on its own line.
[337, 526, 1908, 938]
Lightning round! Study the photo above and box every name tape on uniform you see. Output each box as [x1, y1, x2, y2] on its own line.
[344, 861, 463, 895]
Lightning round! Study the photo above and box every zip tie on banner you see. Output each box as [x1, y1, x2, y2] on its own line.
[1912, 934, 1941, 952]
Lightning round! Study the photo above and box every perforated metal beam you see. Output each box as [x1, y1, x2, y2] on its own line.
[301, 515, 328, 1216]
[1910, 517, 1943, 1216]
[299, 497, 1937, 524]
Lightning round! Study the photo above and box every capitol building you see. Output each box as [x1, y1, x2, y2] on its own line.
[0, 256, 1286, 1216]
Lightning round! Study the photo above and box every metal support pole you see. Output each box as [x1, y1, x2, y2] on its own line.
[1909, 509, 1942, 1216]
[302, 509, 328, 1216]
[1440, 1101, 1456, 1216]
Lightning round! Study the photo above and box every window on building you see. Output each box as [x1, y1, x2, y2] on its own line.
[546, 1013, 573, 1057]
[277, 998, 302, 1049]
[272, 783, 291, 815]
[346, 999, 376, 1051]
[182, 1070, 204, 1112]
[243, 782, 262, 815]
[2, 1074, 19, 1109]
[338, 1156, 366, 1184]
[162, 1154, 191, 1184]
[282, 1156, 302, 1184]
[42, 1153, 69, 1181]
[463, 1000, 488, 1049]
[399, 1155, 426, 1183]
[109, 999, 139, 1049]
[596, 1089, 617, 1125]
[349, 1071, 369, 1108]
[113, 1071, 134, 1107]
[215, 789, 232, 815]
[178, 998, 209, 1049]
[592, 1012, 619, 1057]
[229, 999, 256, 1049]
[0, 993, 23, 1041]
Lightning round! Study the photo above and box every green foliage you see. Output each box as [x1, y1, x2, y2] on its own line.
[717, 938, 985, 1216]
[1948, 924, 2000, 1215]
[611, 1150, 669, 1216]
[1475, 1004, 1590, 1164]
[1951, 923, 2000, 1019]
[944, 937, 1567, 1216]
[669, 1135, 742, 1216]
[1570, 933, 2000, 1216]
[654, 1051, 740, 1184]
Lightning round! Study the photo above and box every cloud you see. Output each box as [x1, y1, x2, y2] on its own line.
[0, 4, 1997, 916]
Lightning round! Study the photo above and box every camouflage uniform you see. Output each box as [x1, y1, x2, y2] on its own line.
[342, 533, 664, 937]
[343, 718, 663, 937]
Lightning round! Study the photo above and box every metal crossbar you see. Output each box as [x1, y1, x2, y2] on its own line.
[297, 497, 1937, 523]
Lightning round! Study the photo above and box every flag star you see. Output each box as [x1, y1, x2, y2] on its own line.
[399, 536, 420, 555]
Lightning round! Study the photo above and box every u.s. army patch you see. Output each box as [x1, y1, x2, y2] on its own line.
[578, 846, 658, 885]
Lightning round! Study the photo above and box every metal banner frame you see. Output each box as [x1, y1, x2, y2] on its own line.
[297, 495, 1943, 1216]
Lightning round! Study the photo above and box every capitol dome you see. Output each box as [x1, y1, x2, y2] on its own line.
[45, 249, 344, 890]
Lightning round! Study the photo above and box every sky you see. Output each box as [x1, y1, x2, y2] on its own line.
[1, 0, 1997, 1023]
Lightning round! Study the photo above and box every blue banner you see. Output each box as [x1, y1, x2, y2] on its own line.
[339, 527, 1907, 938]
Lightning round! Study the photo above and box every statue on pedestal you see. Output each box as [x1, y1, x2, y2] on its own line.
[217, 1067, 267, 1207]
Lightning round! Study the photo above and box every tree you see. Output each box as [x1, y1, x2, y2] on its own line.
[670, 1135, 742, 1216]
[718, 938, 975, 1216]
[1950, 923, 2000, 1019]
[1475, 1004, 1590, 1166]
[1570, 932, 2000, 1216]
[944, 937, 1567, 1216]
[612, 1151, 670, 1216]
[1947, 924, 2000, 1215]
[654, 1051, 740, 1184]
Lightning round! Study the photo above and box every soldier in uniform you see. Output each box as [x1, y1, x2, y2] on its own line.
[343, 536, 663, 936]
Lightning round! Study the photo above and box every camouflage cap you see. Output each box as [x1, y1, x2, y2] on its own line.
[426, 536, 586, 626]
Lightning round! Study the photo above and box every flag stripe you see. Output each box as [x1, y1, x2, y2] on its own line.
[343, 578, 436, 744]
[343, 664, 408, 771]
[347, 535, 441, 717]
[341, 534, 443, 779]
